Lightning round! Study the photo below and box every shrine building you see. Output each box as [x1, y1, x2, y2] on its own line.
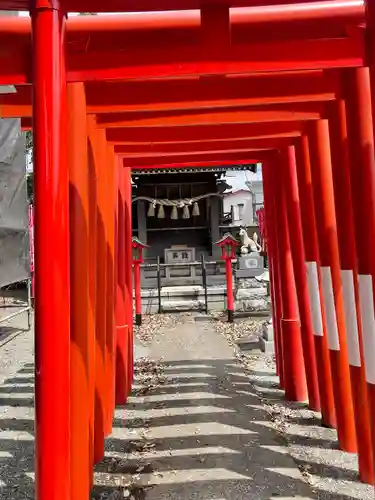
[132, 164, 257, 269]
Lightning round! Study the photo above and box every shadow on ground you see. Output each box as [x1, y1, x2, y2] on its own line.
[0, 338, 369, 500]
[92, 354, 368, 500]
[0, 361, 34, 499]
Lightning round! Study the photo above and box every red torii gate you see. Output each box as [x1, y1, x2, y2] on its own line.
[1, 1, 375, 500]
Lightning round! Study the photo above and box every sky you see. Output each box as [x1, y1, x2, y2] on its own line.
[225, 167, 262, 191]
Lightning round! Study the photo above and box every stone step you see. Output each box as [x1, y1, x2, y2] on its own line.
[235, 336, 261, 351]
[137, 283, 271, 314]
[236, 287, 268, 299]
[161, 299, 205, 312]
[162, 285, 204, 294]
[139, 285, 220, 298]
[235, 310, 270, 319]
[235, 297, 270, 313]
[139, 285, 267, 299]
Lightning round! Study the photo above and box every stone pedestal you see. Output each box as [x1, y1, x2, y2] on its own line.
[236, 254, 265, 278]
[235, 277, 270, 312]
[259, 320, 275, 354]
[164, 247, 196, 279]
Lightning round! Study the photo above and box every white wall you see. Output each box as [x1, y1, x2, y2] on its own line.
[223, 190, 253, 226]
[249, 180, 264, 207]
[245, 180, 264, 223]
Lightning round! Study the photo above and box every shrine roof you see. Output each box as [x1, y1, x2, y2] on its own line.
[132, 164, 257, 175]
[224, 188, 252, 195]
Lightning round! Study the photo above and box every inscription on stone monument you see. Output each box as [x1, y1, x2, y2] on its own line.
[165, 247, 196, 278]
[236, 254, 265, 278]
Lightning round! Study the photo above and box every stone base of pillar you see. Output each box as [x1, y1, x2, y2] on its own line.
[260, 321, 275, 354]
[227, 309, 234, 323]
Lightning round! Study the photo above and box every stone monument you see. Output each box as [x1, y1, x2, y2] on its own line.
[164, 245, 196, 279]
[237, 227, 264, 278]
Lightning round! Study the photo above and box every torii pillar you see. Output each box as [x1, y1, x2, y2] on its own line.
[31, 2, 70, 499]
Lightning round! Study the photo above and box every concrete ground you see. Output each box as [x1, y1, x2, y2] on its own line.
[95, 314, 317, 499]
[211, 315, 374, 500]
[0, 295, 34, 499]
[0, 308, 371, 499]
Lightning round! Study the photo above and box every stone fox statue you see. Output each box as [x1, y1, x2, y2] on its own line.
[239, 227, 262, 255]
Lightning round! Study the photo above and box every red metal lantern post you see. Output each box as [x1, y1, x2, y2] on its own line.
[215, 233, 240, 323]
[132, 237, 148, 326]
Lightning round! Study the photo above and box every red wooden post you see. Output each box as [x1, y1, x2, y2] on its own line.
[344, 66, 375, 481]
[281, 145, 320, 411]
[123, 166, 134, 391]
[215, 234, 239, 323]
[267, 241, 281, 378]
[91, 126, 107, 464]
[262, 183, 280, 378]
[226, 258, 234, 322]
[104, 145, 116, 436]
[31, 2, 70, 499]
[134, 263, 142, 324]
[273, 253, 285, 388]
[270, 158, 307, 402]
[115, 162, 129, 405]
[328, 96, 374, 483]
[132, 237, 148, 326]
[87, 117, 97, 486]
[364, 0, 375, 127]
[308, 119, 357, 452]
[114, 151, 119, 402]
[294, 135, 336, 429]
[67, 82, 94, 500]
[262, 164, 284, 387]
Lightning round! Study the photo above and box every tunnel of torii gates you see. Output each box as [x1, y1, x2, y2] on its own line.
[5, 0, 375, 498]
